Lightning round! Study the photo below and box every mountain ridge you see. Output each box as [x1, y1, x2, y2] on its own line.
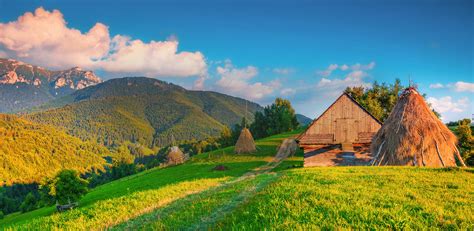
[26, 77, 263, 147]
[0, 58, 102, 112]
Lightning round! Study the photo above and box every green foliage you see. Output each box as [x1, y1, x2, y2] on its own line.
[49, 170, 88, 205]
[0, 114, 109, 185]
[19, 193, 37, 213]
[345, 80, 441, 122]
[456, 119, 474, 165]
[0, 211, 3, 219]
[217, 126, 233, 147]
[345, 79, 403, 122]
[250, 98, 299, 139]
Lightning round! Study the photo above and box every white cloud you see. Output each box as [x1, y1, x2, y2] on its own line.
[454, 81, 474, 92]
[317, 64, 339, 77]
[427, 96, 469, 113]
[273, 68, 294, 75]
[317, 61, 375, 77]
[317, 70, 370, 90]
[0, 7, 207, 78]
[281, 88, 296, 96]
[215, 60, 280, 100]
[429, 83, 444, 89]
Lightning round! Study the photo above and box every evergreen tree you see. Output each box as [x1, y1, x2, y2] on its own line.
[19, 192, 37, 213]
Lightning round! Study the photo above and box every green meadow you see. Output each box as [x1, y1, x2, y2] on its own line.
[1, 129, 473, 230]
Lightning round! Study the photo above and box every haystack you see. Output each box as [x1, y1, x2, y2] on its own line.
[234, 128, 256, 154]
[167, 146, 186, 165]
[371, 88, 465, 167]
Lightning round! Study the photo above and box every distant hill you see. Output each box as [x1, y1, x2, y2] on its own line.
[26, 77, 262, 147]
[0, 114, 110, 185]
[0, 58, 101, 113]
[296, 114, 312, 126]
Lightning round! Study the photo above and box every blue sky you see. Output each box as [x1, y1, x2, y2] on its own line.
[0, 0, 472, 122]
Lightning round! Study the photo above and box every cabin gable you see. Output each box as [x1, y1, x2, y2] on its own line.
[298, 93, 381, 145]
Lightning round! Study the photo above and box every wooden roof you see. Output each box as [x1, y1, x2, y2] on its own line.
[297, 92, 382, 141]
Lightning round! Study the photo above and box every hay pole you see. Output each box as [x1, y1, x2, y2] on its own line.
[378, 151, 386, 166]
[396, 106, 406, 134]
[371, 140, 385, 166]
[434, 141, 445, 167]
[420, 138, 426, 166]
[453, 144, 467, 167]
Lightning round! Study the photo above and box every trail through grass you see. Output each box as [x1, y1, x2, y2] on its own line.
[216, 167, 474, 230]
[113, 135, 298, 229]
[15, 178, 224, 230]
[1, 130, 302, 229]
[113, 173, 280, 230]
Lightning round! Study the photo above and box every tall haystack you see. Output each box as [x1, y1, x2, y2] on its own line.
[371, 88, 465, 167]
[234, 128, 256, 154]
[167, 146, 186, 165]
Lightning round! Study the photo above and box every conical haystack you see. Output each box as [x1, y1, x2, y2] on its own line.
[371, 88, 465, 167]
[167, 146, 186, 165]
[234, 128, 256, 154]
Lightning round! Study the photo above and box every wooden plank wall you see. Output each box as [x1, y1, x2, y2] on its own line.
[301, 94, 381, 144]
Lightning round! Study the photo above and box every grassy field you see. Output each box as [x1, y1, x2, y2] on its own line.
[217, 167, 474, 230]
[2, 129, 473, 230]
[0, 129, 301, 229]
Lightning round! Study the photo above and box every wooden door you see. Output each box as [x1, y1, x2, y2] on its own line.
[335, 118, 356, 143]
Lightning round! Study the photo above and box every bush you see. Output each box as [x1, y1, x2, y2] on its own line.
[0, 210, 4, 219]
[50, 170, 88, 204]
[19, 192, 37, 213]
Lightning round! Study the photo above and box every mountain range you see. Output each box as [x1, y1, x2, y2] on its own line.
[0, 58, 101, 112]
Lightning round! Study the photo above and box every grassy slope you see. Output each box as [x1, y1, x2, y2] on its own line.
[217, 167, 473, 230]
[2, 129, 473, 229]
[0, 129, 300, 229]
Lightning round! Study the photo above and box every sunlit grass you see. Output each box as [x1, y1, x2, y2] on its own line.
[113, 173, 280, 230]
[216, 167, 474, 229]
[14, 178, 224, 230]
[0, 129, 301, 228]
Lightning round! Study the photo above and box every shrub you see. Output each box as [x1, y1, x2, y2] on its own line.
[19, 192, 37, 213]
[50, 170, 88, 204]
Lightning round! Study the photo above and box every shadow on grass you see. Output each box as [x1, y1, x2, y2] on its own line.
[0, 161, 266, 227]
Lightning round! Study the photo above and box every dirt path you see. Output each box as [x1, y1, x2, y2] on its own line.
[187, 138, 298, 229]
[114, 138, 297, 230]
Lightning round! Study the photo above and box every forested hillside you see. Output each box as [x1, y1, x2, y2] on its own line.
[26, 77, 262, 148]
[0, 114, 110, 185]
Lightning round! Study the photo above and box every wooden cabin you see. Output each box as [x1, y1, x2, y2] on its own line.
[297, 93, 382, 166]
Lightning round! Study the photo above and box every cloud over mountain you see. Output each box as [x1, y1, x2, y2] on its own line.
[0, 7, 206, 78]
[214, 60, 280, 100]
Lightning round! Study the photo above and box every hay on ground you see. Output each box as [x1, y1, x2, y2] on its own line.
[276, 139, 299, 157]
[234, 128, 256, 154]
[212, 165, 229, 171]
[370, 87, 466, 167]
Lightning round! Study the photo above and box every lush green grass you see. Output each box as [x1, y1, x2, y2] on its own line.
[4, 128, 472, 230]
[216, 167, 474, 230]
[18, 178, 224, 230]
[0, 129, 299, 229]
[113, 173, 280, 230]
